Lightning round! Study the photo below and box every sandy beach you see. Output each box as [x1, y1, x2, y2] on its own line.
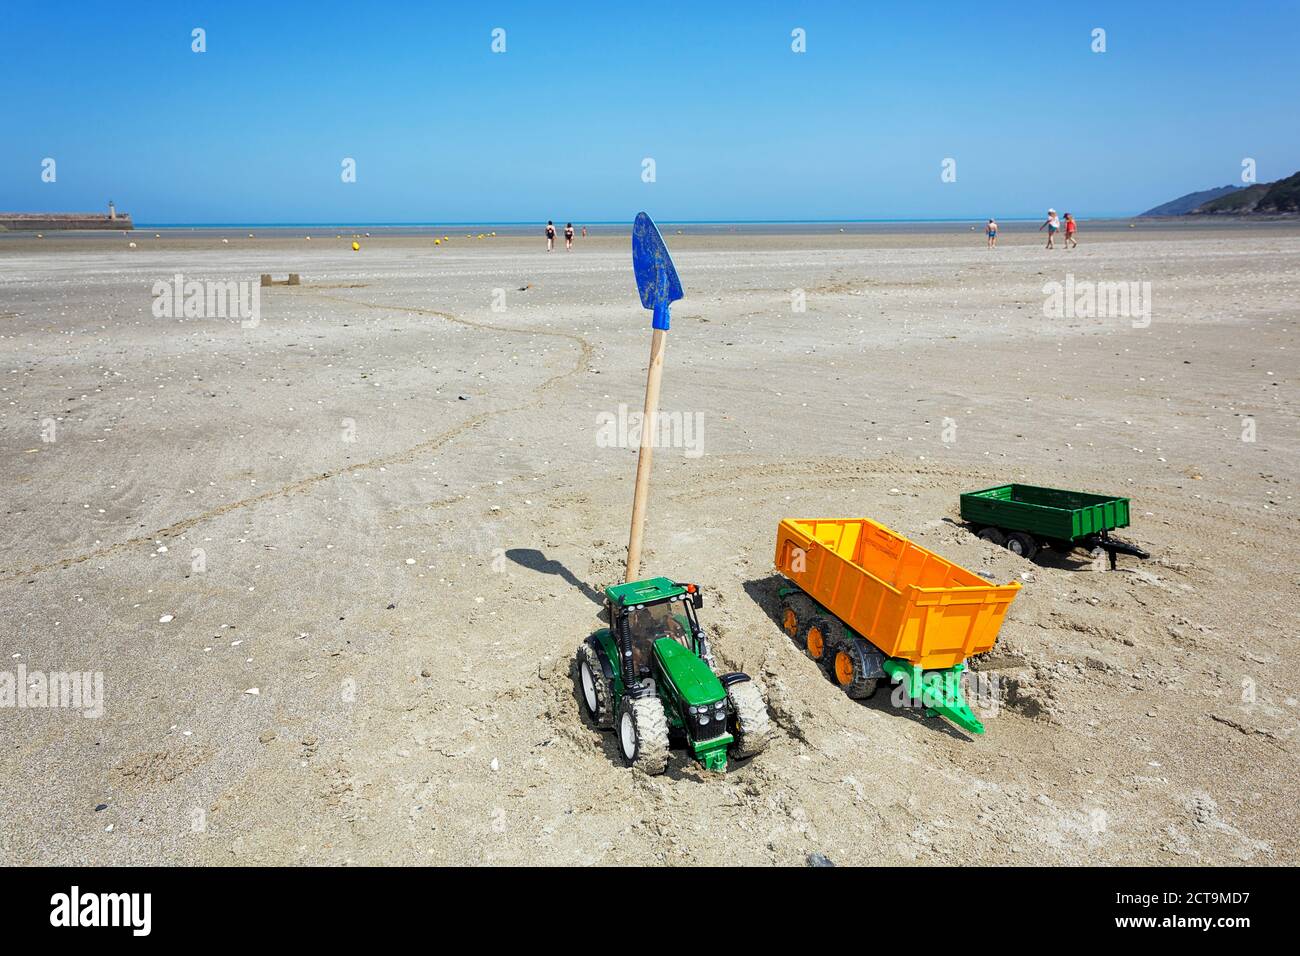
[1, 221, 1297, 865]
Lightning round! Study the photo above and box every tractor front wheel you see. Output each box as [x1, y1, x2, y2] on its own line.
[726, 680, 771, 761]
[617, 695, 670, 775]
[977, 527, 1006, 547]
[576, 643, 614, 729]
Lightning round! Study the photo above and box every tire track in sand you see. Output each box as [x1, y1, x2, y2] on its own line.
[0, 293, 594, 579]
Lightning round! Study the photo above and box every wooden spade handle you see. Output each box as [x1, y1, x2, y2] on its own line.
[625, 327, 667, 582]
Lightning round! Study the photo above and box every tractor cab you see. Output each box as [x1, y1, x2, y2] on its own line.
[605, 578, 704, 684]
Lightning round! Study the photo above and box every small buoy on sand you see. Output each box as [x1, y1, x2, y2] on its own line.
[443, 236, 449, 241]
[36, 234, 43, 239]
[154, 233, 160, 239]
[222, 238, 229, 244]
[351, 241, 360, 251]
[305, 236, 311, 240]
[434, 239, 441, 245]
[248, 233, 254, 238]
[128, 241, 137, 248]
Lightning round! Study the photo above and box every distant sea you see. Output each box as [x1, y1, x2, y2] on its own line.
[131, 218, 1090, 236]
[9, 217, 1284, 240]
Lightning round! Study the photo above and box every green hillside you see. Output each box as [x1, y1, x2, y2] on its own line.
[1139, 185, 1241, 217]
[1192, 171, 1300, 214]
[1256, 171, 1300, 212]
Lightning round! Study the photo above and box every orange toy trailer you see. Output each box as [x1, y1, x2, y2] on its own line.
[774, 517, 1020, 734]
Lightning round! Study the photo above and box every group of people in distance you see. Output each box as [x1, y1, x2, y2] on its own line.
[984, 210, 1079, 250]
[543, 217, 1082, 252]
[545, 220, 586, 251]
[1038, 208, 1078, 249]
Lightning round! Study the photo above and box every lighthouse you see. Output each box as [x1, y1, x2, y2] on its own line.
[108, 200, 116, 221]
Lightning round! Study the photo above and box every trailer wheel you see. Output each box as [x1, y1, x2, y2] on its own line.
[617, 696, 669, 775]
[1005, 532, 1038, 560]
[977, 527, 1006, 547]
[778, 593, 817, 650]
[804, 617, 834, 665]
[830, 638, 880, 700]
[726, 680, 771, 761]
[781, 606, 800, 638]
[576, 643, 614, 729]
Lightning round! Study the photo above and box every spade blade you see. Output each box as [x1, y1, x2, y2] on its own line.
[632, 212, 683, 313]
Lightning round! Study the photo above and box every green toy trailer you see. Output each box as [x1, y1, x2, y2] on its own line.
[575, 577, 770, 774]
[960, 483, 1150, 569]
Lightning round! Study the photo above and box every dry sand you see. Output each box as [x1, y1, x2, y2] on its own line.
[0, 222, 1297, 865]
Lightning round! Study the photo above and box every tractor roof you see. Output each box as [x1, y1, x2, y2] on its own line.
[604, 576, 685, 608]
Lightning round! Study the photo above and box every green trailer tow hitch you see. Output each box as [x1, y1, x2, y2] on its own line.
[883, 659, 985, 735]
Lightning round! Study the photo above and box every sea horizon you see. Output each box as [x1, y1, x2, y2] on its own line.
[7, 215, 1281, 240]
[131, 216, 1119, 229]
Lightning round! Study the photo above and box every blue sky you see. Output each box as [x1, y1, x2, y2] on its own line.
[3, 1, 1298, 223]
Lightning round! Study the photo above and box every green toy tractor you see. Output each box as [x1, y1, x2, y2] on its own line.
[575, 577, 770, 774]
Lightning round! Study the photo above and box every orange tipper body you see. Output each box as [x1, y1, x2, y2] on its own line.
[775, 517, 1020, 669]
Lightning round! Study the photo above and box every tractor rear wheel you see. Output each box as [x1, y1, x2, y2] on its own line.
[1005, 532, 1038, 560]
[726, 680, 771, 760]
[829, 637, 880, 700]
[617, 695, 669, 775]
[576, 643, 614, 729]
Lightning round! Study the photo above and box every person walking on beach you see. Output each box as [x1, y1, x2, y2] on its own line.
[1063, 212, 1078, 249]
[545, 220, 556, 251]
[564, 222, 575, 250]
[986, 218, 998, 248]
[581, 225, 587, 238]
[1039, 209, 1060, 249]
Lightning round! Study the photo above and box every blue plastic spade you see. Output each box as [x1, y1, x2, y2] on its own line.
[632, 212, 683, 330]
